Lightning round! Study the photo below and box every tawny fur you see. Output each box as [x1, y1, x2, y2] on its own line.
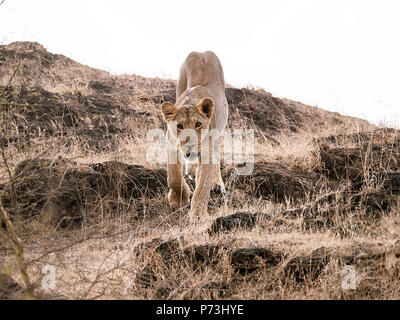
[161, 51, 229, 218]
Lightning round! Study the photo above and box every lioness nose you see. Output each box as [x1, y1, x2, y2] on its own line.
[184, 151, 201, 158]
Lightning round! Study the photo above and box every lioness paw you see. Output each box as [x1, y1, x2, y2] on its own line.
[188, 206, 208, 218]
[168, 187, 190, 210]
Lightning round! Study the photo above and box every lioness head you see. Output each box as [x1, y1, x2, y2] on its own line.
[161, 97, 214, 159]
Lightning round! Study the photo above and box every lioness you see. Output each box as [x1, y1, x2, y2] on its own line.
[161, 51, 229, 218]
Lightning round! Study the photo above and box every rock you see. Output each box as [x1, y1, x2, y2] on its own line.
[335, 243, 393, 265]
[302, 216, 331, 230]
[0, 84, 129, 150]
[200, 281, 231, 299]
[209, 212, 256, 234]
[317, 139, 400, 184]
[350, 190, 392, 216]
[252, 212, 271, 221]
[154, 239, 181, 260]
[136, 264, 157, 288]
[314, 128, 400, 147]
[283, 247, 331, 282]
[88, 161, 167, 199]
[384, 172, 400, 194]
[282, 208, 307, 218]
[0, 273, 22, 299]
[2, 158, 167, 227]
[318, 144, 364, 181]
[231, 247, 282, 274]
[225, 88, 303, 136]
[183, 245, 221, 268]
[135, 240, 223, 273]
[134, 238, 181, 261]
[154, 284, 172, 299]
[228, 162, 317, 202]
[89, 80, 113, 93]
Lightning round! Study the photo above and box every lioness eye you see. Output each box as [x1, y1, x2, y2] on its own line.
[177, 123, 183, 130]
[195, 122, 202, 128]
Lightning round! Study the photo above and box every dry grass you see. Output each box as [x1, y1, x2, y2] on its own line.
[1, 41, 400, 300]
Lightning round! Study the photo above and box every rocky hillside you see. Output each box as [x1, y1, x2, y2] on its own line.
[1, 42, 399, 300]
[1, 42, 372, 150]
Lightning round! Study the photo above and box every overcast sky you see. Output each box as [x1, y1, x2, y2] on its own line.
[1, 0, 399, 127]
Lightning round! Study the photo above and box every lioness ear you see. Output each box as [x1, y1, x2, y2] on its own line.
[161, 102, 178, 121]
[197, 97, 214, 119]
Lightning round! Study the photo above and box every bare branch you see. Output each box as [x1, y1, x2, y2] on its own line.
[1, 148, 18, 216]
[2, 60, 20, 96]
[0, 203, 36, 299]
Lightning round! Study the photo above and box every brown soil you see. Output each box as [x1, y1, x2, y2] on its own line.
[1, 42, 399, 300]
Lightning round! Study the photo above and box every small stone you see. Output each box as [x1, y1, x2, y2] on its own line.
[283, 247, 331, 282]
[209, 212, 256, 234]
[231, 247, 282, 274]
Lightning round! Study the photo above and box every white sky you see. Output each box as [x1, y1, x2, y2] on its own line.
[1, 0, 399, 127]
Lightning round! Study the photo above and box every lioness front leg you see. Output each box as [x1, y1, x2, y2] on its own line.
[212, 164, 226, 194]
[167, 163, 191, 210]
[189, 163, 214, 218]
[210, 137, 226, 194]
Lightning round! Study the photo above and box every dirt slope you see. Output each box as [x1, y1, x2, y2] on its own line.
[1, 42, 399, 300]
[1, 41, 373, 148]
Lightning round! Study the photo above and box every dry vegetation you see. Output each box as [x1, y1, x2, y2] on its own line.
[1, 42, 400, 300]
